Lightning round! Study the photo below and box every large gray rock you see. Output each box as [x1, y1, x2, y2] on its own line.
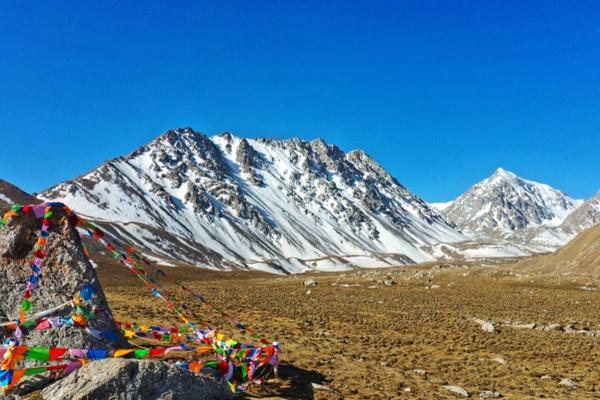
[41, 359, 233, 400]
[0, 205, 125, 348]
[472, 318, 496, 333]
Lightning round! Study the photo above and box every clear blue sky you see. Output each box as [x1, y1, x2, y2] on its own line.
[1, 1, 599, 202]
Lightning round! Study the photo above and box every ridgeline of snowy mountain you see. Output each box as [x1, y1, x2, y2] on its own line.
[41, 128, 465, 273]
[562, 191, 600, 234]
[430, 201, 452, 212]
[438, 168, 584, 250]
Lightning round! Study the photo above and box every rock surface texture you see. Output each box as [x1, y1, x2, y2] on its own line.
[0, 205, 124, 348]
[40, 359, 233, 400]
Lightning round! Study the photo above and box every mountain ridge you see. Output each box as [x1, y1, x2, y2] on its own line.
[40, 127, 466, 273]
[6, 130, 597, 272]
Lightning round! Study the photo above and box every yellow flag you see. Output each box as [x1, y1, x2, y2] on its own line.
[123, 330, 135, 338]
[114, 349, 135, 358]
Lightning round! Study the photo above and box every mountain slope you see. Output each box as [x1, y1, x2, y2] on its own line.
[440, 168, 583, 249]
[561, 191, 600, 235]
[515, 223, 600, 275]
[41, 128, 465, 273]
[0, 179, 40, 210]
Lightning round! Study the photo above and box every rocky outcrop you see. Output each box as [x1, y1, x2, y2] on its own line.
[235, 138, 265, 186]
[40, 359, 232, 400]
[0, 205, 125, 348]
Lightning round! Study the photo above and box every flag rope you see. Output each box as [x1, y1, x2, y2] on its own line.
[0, 203, 279, 394]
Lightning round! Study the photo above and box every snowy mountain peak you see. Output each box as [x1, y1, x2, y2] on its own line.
[440, 168, 583, 243]
[491, 167, 518, 181]
[40, 127, 465, 273]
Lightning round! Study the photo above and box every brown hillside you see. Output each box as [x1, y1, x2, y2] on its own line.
[516, 223, 600, 276]
[0, 179, 40, 211]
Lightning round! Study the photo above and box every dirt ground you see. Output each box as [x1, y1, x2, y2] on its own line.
[97, 260, 600, 399]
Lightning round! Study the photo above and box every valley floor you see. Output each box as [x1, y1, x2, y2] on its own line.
[98, 261, 600, 399]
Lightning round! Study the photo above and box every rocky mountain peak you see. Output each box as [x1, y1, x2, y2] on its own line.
[39, 127, 465, 273]
[162, 126, 196, 139]
[440, 168, 583, 246]
[492, 167, 514, 177]
[217, 131, 234, 140]
[345, 149, 391, 180]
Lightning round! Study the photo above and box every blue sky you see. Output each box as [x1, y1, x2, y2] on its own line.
[1, 1, 599, 202]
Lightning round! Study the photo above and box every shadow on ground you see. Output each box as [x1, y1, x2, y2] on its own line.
[241, 363, 328, 399]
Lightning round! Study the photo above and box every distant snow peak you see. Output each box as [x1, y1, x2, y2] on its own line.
[40, 127, 465, 273]
[493, 166, 513, 177]
[430, 201, 452, 212]
[439, 167, 584, 249]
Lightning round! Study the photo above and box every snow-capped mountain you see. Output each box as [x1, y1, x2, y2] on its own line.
[41, 128, 465, 273]
[439, 168, 583, 250]
[430, 201, 452, 212]
[561, 191, 600, 234]
[0, 179, 40, 210]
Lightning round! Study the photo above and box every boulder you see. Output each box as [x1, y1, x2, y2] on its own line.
[559, 378, 577, 388]
[546, 324, 563, 332]
[490, 356, 506, 365]
[0, 205, 125, 349]
[479, 390, 501, 398]
[472, 318, 496, 333]
[443, 385, 470, 397]
[512, 323, 536, 329]
[40, 359, 232, 400]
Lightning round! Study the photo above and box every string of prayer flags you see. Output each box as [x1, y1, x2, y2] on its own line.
[0, 203, 280, 394]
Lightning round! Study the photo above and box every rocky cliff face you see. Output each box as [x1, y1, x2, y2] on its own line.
[40, 128, 465, 273]
[0, 205, 124, 349]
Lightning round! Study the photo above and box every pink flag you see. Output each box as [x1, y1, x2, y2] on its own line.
[33, 204, 48, 219]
